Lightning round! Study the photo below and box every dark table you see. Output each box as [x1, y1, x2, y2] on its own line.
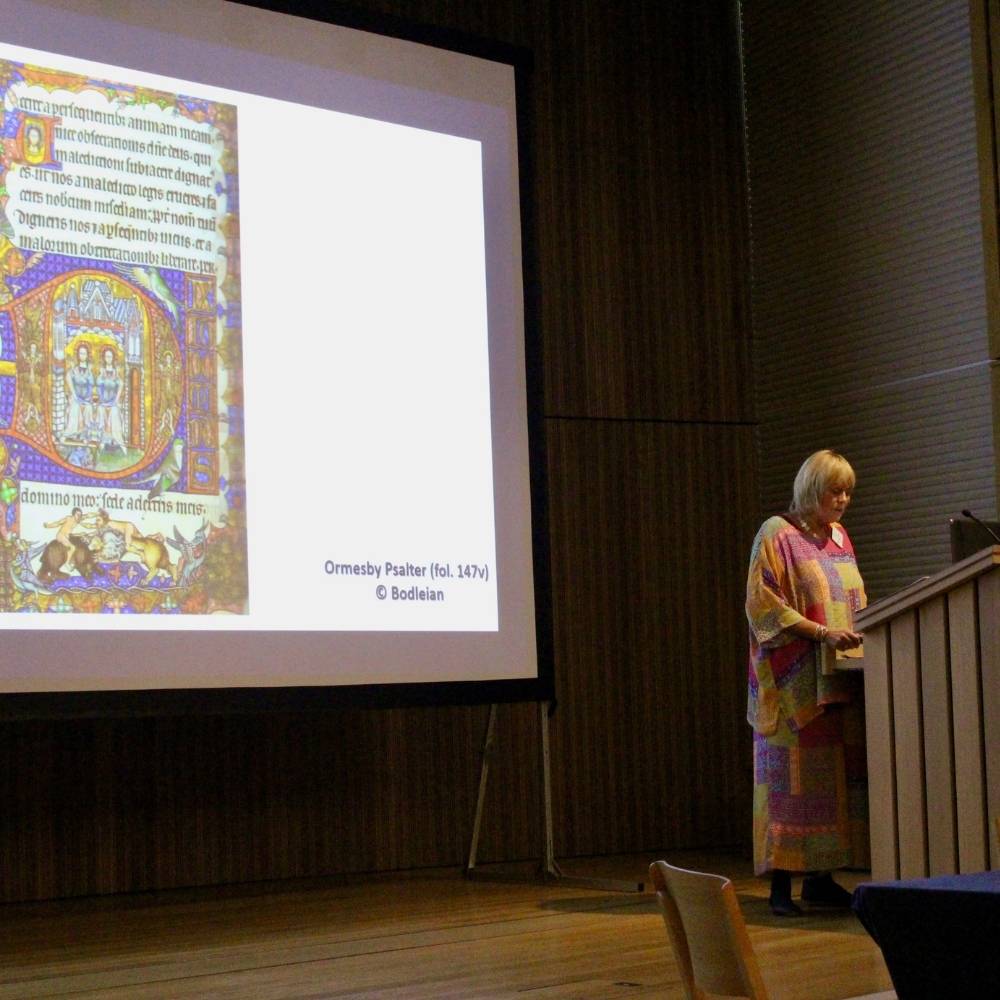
[852, 870, 1000, 999]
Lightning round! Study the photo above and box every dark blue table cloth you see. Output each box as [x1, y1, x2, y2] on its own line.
[852, 870, 1000, 999]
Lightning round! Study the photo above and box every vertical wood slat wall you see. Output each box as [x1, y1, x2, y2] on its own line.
[0, 0, 756, 903]
[970, 0, 1000, 487]
[858, 553, 1000, 881]
[741, 0, 999, 601]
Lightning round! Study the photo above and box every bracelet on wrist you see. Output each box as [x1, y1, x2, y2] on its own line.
[816, 625, 828, 643]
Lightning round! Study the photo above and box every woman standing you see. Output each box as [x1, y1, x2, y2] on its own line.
[96, 346, 126, 453]
[65, 342, 94, 441]
[746, 449, 868, 916]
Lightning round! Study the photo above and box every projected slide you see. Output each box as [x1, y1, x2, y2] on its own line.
[0, 55, 248, 617]
[0, 0, 539, 695]
[0, 39, 502, 636]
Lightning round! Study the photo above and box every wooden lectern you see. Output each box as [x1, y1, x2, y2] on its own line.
[851, 546, 1000, 880]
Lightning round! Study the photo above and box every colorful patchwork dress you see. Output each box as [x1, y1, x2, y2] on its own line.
[746, 515, 869, 875]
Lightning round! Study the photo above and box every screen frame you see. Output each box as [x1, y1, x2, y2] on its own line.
[0, 0, 554, 719]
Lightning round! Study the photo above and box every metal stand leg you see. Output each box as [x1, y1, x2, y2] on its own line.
[538, 699, 563, 879]
[465, 701, 643, 892]
[465, 703, 497, 874]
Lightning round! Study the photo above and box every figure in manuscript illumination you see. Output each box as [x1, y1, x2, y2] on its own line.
[64, 342, 95, 444]
[95, 347, 126, 454]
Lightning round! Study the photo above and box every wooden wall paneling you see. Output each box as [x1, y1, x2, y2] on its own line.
[537, 1, 751, 422]
[889, 610, 926, 877]
[390, 708, 435, 867]
[995, 365, 1000, 509]
[545, 421, 624, 857]
[684, 426, 759, 841]
[545, 419, 756, 860]
[255, 715, 293, 880]
[0, 655, 532, 904]
[435, 706, 483, 864]
[862, 625, 897, 880]
[965, 0, 1000, 557]
[970, 0, 1000, 361]
[219, 716, 265, 884]
[279, 711, 323, 876]
[979, 569, 1000, 869]
[0, 722, 51, 900]
[624, 2, 752, 424]
[56, 721, 102, 896]
[475, 700, 541, 865]
[379, 709, 409, 870]
[326, 710, 388, 873]
[918, 595, 958, 875]
[948, 581, 988, 872]
[174, 718, 207, 886]
[0, 705, 534, 903]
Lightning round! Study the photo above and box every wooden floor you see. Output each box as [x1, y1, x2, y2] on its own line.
[0, 852, 895, 999]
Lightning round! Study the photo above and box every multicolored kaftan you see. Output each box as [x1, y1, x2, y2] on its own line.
[746, 515, 869, 875]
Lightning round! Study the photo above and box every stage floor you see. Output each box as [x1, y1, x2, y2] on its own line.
[0, 851, 894, 999]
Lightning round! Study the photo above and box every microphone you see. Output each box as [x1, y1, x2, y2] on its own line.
[961, 509, 1000, 546]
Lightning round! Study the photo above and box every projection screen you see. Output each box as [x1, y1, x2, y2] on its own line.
[0, 0, 550, 709]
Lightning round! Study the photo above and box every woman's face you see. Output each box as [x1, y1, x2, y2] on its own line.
[103, 349, 114, 367]
[816, 481, 852, 525]
[77, 345, 88, 364]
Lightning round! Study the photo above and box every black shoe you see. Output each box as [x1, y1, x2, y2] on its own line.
[769, 895, 804, 917]
[801, 873, 852, 909]
[768, 869, 803, 917]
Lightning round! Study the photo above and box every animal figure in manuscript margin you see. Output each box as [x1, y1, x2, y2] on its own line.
[10, 540, 51, 595]
[130, 534, 179, 586]
[37, 536, 98, 583]
[168, 522, 209, 586]
[113, 264, 181, 323]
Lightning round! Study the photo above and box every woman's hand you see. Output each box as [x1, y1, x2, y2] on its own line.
[823, 628, 863, 651]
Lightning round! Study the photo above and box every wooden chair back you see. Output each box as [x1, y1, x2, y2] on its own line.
[649, 860, 769, 1000]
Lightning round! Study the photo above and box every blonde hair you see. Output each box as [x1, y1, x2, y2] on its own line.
[790, 449, 855, 515]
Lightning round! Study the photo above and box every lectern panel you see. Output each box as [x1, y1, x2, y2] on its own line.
[980, 571, 1000, 870]
[891, 611, 927, 877]
[948, 582, 988, 873]
[919, 596, 958, 875]
[864, 625, 898, 880]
